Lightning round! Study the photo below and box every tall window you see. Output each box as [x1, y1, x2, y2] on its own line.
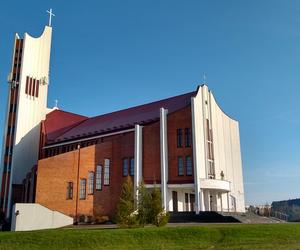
[177, 129, 183, 148]
[130, 157, 134, 176]
[66, 182, 73, 200]
[123, 158, 128, 176]
[96, 165, 102, 190]
[178, 156, 184, 176]
[185, 128, 191, 147]
[186, 156, 192, 176]
[79, 179, 86, 199]
[88, 172, 94, 194]
[104, 159, 110, 185]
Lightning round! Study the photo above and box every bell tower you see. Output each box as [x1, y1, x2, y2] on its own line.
[0, 24, 53, 217]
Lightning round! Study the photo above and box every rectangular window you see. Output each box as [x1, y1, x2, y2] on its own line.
[7, 126, 11, 135]
[96, 165, 102, 190]
[79, 178, 86, 199]
[29, 77, 32, 96]
[88, 172, 94, 194]
[104, 159, 110, 185]
[186, 156, 192, 176]
[178, 156, 184, 176]
[35, 80, 39, 97]
[123, 158, 128, 176]
[177, 129, 182, 148]
[130, 157, 134, 176]
[25, 76, 29, 94]
[32, 79, 36, 97]
[66, 182, 73, 200]
[185, 128, 191, 147]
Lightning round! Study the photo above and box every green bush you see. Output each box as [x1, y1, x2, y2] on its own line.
[115, 177, 138, 228]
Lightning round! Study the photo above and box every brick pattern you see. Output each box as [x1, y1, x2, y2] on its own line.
[35, 106, 193, 219]
[167, 106, 194, 184]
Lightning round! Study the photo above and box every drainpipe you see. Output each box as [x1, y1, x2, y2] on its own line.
[74, 144, 81, 224]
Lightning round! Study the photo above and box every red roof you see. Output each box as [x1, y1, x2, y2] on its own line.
[45, 90, 197, 145]
[44, 109, 88, 143]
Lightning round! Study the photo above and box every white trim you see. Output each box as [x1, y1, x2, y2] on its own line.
[43, 128, 135, 149]
[160, 108, 168, 211]
[167, 183, 194, 189]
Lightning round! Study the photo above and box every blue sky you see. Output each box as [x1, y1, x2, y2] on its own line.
[0, 0, 299, 205]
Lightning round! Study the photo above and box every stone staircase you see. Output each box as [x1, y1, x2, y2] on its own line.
[169, 211, 286, 224]
[169, 211, 240, 223]
[221, 212, 286, 224]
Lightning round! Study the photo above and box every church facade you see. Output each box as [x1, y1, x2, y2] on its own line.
[0, 25, 245, 221]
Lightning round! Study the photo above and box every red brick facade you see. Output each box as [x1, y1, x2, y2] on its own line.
[34, 104, 193, 221]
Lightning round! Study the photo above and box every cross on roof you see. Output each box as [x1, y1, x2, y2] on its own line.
[47, 8, 55, 27]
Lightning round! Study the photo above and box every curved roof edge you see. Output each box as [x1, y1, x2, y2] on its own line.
[209, 89, 239, 123]
[24, 25, 52, 40]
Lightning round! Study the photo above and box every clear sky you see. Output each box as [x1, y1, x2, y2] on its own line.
[0, 0, 299, 205]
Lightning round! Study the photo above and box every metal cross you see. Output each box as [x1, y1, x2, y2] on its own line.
[203, 73, 207, 84]
[47, 8, 55, 27]
[54, 99, 58, 108]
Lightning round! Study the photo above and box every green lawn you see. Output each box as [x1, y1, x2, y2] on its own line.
[0, 224, 300, 250]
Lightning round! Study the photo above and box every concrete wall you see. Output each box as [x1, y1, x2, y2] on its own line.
[209, 89, 245, 212]
[11, 203, 73, 231]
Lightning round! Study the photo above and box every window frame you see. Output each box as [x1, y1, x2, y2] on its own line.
[177, 128, 183, 148]
[185, 128, 191, 147]
[178, 156, 184, 176]
[186, 155, 193, 176]
[103, 158, 110, 186]
[79, 178, 86, 200]
[95, 165, 102, 190]
[88, 171, 94, 195]
[122, 158, 129, 177]
[130, 157, 134, 176]
[66, 182, 73, 200]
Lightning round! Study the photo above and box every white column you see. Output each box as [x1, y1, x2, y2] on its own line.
[134, 124, 143, 205]
[227, 192, 230, 212]
[160, 108, 168, 211]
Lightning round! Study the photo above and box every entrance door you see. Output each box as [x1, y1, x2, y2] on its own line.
[190, 194, 195, 212]
[172, 191, 178, 212]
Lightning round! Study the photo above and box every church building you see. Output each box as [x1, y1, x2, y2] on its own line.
[0, 23, 245, 224]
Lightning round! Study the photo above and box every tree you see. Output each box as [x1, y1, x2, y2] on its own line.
[149, 187, 169, 227]
[115, 177, 137, 227]
[137, 181, 152, 226]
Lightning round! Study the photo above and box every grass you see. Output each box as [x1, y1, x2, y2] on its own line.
[0, 224, 300, 249]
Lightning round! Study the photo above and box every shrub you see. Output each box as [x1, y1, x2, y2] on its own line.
[137, 181, 152, 227]
[115, 177, 138, 228]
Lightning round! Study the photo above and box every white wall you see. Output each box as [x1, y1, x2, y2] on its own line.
[209, 90, 245, 212]
[191, 85, 245, 213]
[5, 26, 52, 216]
[11, 203, 73, 231]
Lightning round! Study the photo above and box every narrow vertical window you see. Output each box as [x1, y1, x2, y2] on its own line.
[178, 156, 184, 176]
[130, 157, 134, 176]
[177, 129, 182, 148]
[185, 128, 191, 147]
[79, 179, 86, 199]
[35, 80, 39, 97]
[96, 165, 102, 190]
[32, 79, 36, 97]
[66, 182, 73, 200]
[88, 172, 94, 194]
[25, 76, 29, 94]
[104, 159, 110, 185]
[186, 156, 192, 176]
[123, 158, 128, 176]
[29, 77, 32, 96]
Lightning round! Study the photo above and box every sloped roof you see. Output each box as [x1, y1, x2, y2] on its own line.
[45, 90, 197, 145]
[44, 109, 88, 143]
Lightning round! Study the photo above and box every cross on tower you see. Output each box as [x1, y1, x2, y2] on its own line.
[47, 8, 55, 27]
[203, 73, 207, 84]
